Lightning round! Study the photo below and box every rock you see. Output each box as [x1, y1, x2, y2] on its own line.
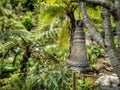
[94, 73, 120, 87]
[92, 58, 113, 73]
[86, 39, 95, 45]
[99, 86, 120, 90]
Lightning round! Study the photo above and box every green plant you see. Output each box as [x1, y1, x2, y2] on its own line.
[87, 44, 104, 64]
[20, 15, 35, 31]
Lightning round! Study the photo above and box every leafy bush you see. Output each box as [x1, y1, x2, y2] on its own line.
[87, 44, 104, 64]
[20, 15, 35, 31]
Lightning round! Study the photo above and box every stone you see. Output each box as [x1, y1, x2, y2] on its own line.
[94, 73, 120, 90]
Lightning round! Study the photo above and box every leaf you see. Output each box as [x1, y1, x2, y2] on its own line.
[46, 0, 56, 3]
[58, 21, 69, 49]
[51, 77, 58, 87]
[48, 79, 52, 87]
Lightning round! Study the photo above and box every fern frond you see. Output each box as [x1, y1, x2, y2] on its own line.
[0, 17, 25, 30]
[0, 0, 17, 18]
[39, 3, 64, 25]
[0, 30, 31, 43]
[4, 41, 17, 50]
[0, 41, 18, 58]
[0, 30, 29, 37]
[35, 28, 60, 44]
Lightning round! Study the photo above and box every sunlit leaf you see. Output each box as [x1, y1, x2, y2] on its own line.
[46, 0, 56, 3]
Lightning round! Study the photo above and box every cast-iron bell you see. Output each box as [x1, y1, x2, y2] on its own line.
[67, 20, 89, 71]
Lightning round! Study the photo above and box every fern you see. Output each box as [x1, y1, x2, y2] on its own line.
[35, 28, 60, 45]
[38, 3, 64, 26]
[0, 16, 25, 30]
[0, 30, 31, 41]
[0, 5, 13, 16]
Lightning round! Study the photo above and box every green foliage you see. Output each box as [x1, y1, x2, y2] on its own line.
[77, 78, 93, 90]
[0, 16, 25, 30]
[114, 38, 118, 48]
[0, 0, 106, 89]
[58, 21, 70, 49]
[0, 30, 31, 44]
[87, 6, 102, 24]
[35, 28, 60, 45]
[0, 45, 71, 90]
[10, 0, 38, 11]
[87, 44, 104, 64]
[20, 13, 35, 31]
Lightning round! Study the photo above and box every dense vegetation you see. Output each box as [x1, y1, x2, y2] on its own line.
[0, 0, 118, 90]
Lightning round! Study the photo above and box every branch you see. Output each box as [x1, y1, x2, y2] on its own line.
[81, 2, 105, 48]
[102, 7, 120, 78]
[101, 8, 114, 50]
[71, 0, 119, 22]
[114, 0, 120, 50]
[71, 0, 112, 10]
[83, 0, 118, 21]
[66, 8, 76, 30]
[16, 34, 27, 44]
[84, 0, 112, 10]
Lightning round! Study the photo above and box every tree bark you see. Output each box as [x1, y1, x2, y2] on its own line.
[114, 0, 120, 52]
[70, 0, 120, 81]
[81, 2, 105, 48]
[20, 45, 31, 77]
[102, 8, 120, 79]
[81, 2, 120, 79]
[66, 6, 76, 61]
[66, 6, 76, 42]
[84, 0, 111, 9]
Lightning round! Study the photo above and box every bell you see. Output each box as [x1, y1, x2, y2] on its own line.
[67, 20, 89, 71]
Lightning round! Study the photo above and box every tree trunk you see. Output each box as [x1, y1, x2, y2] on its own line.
[81, 2, 120, 79]
[102, 7, 120, 79]
[20, 45, 31, 77]
[81, 3, 104, 48]
[114, 0, 120, 52]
